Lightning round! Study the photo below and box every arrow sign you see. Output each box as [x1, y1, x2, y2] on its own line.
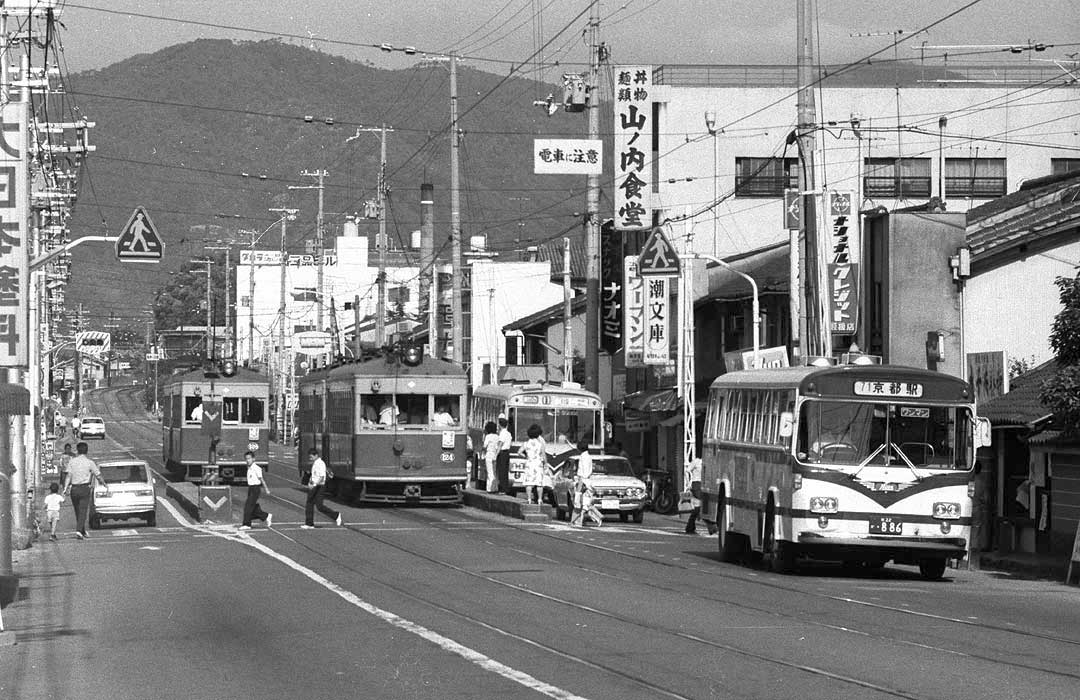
[116, 206, 164, 262]
[637, 226, 680, 277]
[202, 495, 228, 510]
[200, 400, 222, 437]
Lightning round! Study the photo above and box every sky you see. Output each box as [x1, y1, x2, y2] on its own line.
[59, 0, 1078, 77]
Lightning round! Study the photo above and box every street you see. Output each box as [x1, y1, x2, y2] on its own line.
[1, 388, 1079, 700]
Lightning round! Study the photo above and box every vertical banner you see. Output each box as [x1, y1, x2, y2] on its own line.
[614, 65, 652, 230]
[826, 191, 858, 336]
[624, 256, 645, 367]
[599, 220, 622, 355]
[643, 277, 669, 365]
[0, 103, 27, 366]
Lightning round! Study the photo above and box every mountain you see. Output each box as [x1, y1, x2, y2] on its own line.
[63, 39, 602, 327]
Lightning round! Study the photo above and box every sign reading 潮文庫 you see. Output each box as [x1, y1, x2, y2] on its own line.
[613, 66, 652, 230]
[643, 277, 669, 365]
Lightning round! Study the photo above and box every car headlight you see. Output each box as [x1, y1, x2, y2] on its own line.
[932, 502, 961, 519]
[809, 496, 839, 513]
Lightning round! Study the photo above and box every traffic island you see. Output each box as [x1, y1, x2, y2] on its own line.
[165, 481, 236, 523]
[463, 488, 552, 521]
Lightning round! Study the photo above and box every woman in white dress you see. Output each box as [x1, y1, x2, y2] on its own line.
[482, 421, 500, 493]
[521, 423, 547, 504]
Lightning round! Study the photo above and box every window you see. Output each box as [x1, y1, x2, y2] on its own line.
[185, 396, 202, 423]
[864, 158, 931, 198]
[944, 158, 1006, 198]
[1051, 158, 1080, 176]
[396, 394, 429, 426]
[734, 157, 799, 197]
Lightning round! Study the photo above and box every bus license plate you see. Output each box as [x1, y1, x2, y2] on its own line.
[601, 499, 619, 511]
[869, 516, 903, 535]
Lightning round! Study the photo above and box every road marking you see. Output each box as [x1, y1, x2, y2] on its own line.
[157, 494, 592, 700]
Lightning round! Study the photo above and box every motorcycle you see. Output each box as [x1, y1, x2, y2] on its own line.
[642, 468, 678, 515]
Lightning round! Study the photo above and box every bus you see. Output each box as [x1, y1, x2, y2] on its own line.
[296, 353, 469, 504]
[468, 382, 605, 492]
[701, 363, 990, 580]
[161, 366, 271, 483]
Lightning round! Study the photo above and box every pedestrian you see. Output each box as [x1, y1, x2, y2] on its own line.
[521, 423, 547, 505]
[70, 414, 81, 439]
[482, 420, 500, 493]
[302, 447, 342, 529]
[58, 442, 75, 482]
[61, 441, 108, 539]
[573, 480, 604, 528]
[43, 482, 64, 541]
[570, 441, 595, 527]
[496, 414, 513, 495]
[239, 451, 272, 531]
[683, 456, 702, 534]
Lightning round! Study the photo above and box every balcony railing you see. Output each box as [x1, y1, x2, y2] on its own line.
[944, 176, 1007, 199]
[734, 175, 797, 198]
[863, 176, 932, 199]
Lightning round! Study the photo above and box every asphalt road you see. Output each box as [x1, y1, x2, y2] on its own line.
[3, 386, 1080, 699]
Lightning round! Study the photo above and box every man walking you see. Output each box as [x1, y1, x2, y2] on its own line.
[61, 441, 108, 539]
[302, 448, 341, 529]
[496, 414, 513, 495]
[239, 451, 272, 531]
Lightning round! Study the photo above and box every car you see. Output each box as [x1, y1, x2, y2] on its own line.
[90, 459, 157, 528]
[79, 416, 106, 439]
[551, 454, 647, 523]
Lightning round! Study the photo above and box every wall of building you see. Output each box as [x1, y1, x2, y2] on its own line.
[965, 239, 1080, 367]
[650, 79, 1078, 259]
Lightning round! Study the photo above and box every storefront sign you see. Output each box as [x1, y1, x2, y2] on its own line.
[967, 350, 1009, 406]
[240, 250, 338, 267]
[0, 103, 28, 366]
[827, 190, 858, 336]
[614, 66, 652, 230]
[643, 277, 669, 365]
[600, 221, 622, 354]
[624, 256, 645, 367]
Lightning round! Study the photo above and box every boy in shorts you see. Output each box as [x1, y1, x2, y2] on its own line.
[44, 482, 64, 540]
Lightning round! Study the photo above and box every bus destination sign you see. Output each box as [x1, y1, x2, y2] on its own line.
[853, 381, 923, 398]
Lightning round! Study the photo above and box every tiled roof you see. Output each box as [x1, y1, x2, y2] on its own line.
[502, 295, 586, 332]
[978, 360, 1056, 426]
[966, 172, 1080, 266]
[698, 241, 790, 303]
[534, 236, 588, 284]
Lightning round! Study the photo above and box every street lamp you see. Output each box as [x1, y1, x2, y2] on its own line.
[704, 110, 718, 255]
[938, 115, 948, 202]
[682, 252, 760, 368]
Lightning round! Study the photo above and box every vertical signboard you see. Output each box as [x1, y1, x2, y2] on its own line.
[967, 350, 1009, 406]
[600, 220, 622, 355]
[0, 103, 27, 366]
[614, 65, 652, 230]
[826, 190, 858, 336]
[623, 256, 645, 368]
[643, 277, 669, 365]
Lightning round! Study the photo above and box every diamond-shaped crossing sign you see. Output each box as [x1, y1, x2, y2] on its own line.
[115, 206, 164, 262]
[637, 226, 680, 277]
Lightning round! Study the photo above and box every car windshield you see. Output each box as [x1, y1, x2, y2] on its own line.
[590, 458, 634, 476]
[797, 400, 972, 470]
[99, 464, 148, 484]
[514, 407, 601, 447]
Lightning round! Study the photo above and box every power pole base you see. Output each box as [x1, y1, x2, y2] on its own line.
[0, 573, 18, 608]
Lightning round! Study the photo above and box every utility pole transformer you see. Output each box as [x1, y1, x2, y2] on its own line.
[584, 2, 601, 393]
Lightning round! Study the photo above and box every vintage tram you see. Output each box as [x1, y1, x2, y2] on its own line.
[161, 365, 271, 483]
[296, 351, 469, 504]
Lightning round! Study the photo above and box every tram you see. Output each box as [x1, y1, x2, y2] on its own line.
[161, 365, 271, 483]
[296, 350, 470, 504]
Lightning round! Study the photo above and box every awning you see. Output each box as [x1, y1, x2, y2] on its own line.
[623, 388, 680, 413]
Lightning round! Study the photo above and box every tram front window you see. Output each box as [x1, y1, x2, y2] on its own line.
[241, 398, 265, 424]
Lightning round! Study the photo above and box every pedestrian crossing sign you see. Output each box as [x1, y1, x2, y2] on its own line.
[115, 206, 164, 262]
[637, 226, 680, 277]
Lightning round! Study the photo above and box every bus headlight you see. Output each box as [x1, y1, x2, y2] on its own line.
[932, 502, 961, 519]
[809, 496, 838, 513]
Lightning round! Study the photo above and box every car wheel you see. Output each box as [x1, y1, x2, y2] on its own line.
[619, 512, 629, 523]
[146, 510, 157, 528]
[89, 513, 101, 530]
[632, 509, 644, 524]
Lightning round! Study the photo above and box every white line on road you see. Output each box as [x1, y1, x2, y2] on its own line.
[155, 493, 592, 700]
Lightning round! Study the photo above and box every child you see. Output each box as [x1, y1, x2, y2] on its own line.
[571, 480, 603, 528]
[44, 482, 64, 541]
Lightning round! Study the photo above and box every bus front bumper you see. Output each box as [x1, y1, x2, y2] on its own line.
[796, 532, 967, 561]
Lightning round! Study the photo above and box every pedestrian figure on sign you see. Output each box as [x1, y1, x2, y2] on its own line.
[521, 423, 547, 505]
[128, 211, 155, 252]
[43, 482, 64, 541]
[239, 451, 272, 531]
[61, 441, 108, 539]
[302, 448, 341, 529]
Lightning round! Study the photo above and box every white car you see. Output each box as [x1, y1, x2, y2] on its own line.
[90, 459, 157, 528]
[551, 454, 647, 523]
[79, 416, 106, 439]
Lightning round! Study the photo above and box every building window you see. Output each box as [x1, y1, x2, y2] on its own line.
[1051, 158, 1080, 176]
[864, 158, 931, 199]
[734, 157, 799, 197]
[945, 158, 1006, 198]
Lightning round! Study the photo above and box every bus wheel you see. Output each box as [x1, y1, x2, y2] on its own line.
[717, 492, 745, 563]
[763, 499, 796, 574]
[918, 558, 947, 580]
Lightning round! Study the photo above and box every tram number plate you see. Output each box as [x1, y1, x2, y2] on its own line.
[440, 452, 454, 462]
[869, 516, 903, 535]
[601, 499, 620, 511]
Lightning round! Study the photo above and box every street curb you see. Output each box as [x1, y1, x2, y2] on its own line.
[462, 488, 553, 521]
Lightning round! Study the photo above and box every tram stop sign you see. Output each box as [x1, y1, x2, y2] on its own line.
[200, 399, 222, 437]
[115, 206, 164, 262]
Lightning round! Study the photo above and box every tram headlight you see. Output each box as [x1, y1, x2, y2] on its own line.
[809, 496, 838, 514]
[932, 502, 961, 520]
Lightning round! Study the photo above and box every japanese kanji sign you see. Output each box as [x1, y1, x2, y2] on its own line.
[624, 255, 645, 368]
[0, 103, 27, 367]
[826, 190, 858, 336]
[643, 277, 669, 365]
[599, 221, 622, 355]
[614, 65, 652, 230]
[637, 226, 680, 277]
[533, 138, 602, 175]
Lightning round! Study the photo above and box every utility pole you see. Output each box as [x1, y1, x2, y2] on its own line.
[289, 170, 327, 331]
[347, 125, 394, 346]
[449, 53, 464, 366]
[207, 245, 233, 358]
[269, 207, 298, 442]
[563, 237, 573, 382]
[192, 258, 214, 360]
[584, 2, 602, 394]
[796, 0, 822, 358]
[242, 229, 258, 366]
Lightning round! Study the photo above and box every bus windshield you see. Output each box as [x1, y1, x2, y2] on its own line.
[797, 400, 972, 471]
[513, 407, 601, 447]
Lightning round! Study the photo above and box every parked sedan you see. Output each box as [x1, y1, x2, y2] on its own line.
[551, 454, 647, 523]
[90, 459, 157, 528]
[79, 416, 106, 439]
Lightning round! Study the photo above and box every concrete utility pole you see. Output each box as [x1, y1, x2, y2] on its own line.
[449, 53, 464, 365]
[243, 229, 258, 366]
[269, 207, 298, 442]
[347, 125, 394, 346]
[290, 170, 327, 331]
[584, 1, 601, 393]
[192, 258, 214, 359]
[796, 0, 823, 358]
[207, 244, 234, 358]
[563, 237, 573, 382]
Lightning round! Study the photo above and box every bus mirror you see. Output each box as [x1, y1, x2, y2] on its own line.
[974, 417, 992, 449]
[779, 412, 794, 438]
